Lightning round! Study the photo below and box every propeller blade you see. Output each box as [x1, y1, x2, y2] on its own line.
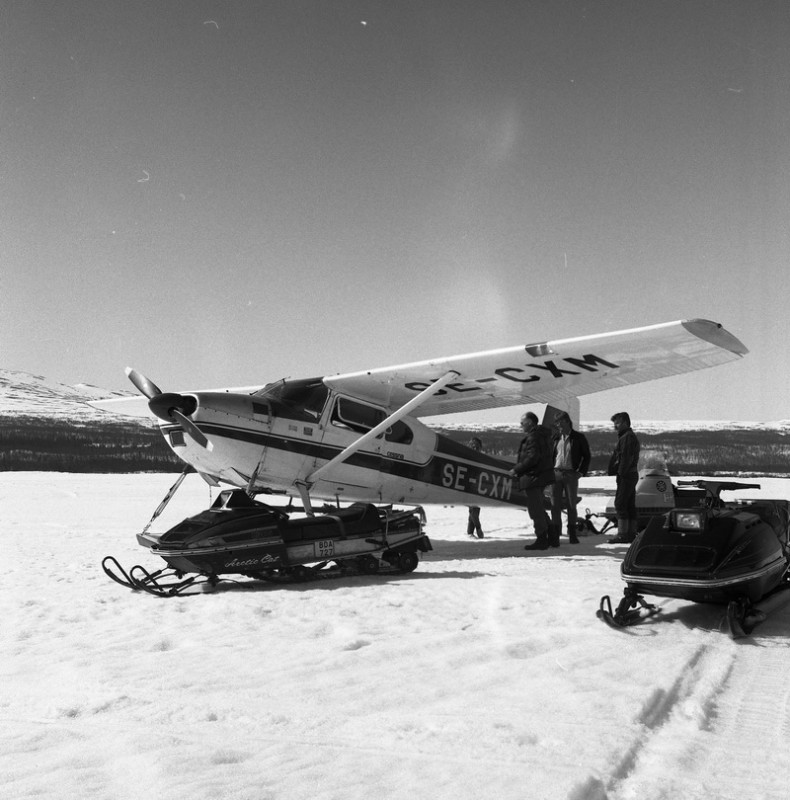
[171, 409, 213, 451]
[125, 367, 164, 400]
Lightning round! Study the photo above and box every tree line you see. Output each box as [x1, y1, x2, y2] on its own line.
[0, 416, 180, 472]
[2, 416, 789, 475]
[437, 427, 790, 475]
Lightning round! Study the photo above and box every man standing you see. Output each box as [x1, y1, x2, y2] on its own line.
[551, 413, 591, 544]
[511, 412, 555, 550]
[608, 411, 641, 543]
[466, 437, 484, 538]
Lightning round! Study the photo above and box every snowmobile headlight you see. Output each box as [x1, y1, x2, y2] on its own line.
[670, 510, 706, 533]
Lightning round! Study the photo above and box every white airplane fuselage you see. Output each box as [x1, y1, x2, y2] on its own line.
[90, 319, 748, 512]
[159, 388, 523, 508]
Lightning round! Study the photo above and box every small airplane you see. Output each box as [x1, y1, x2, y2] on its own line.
[90, 319, 747, 515]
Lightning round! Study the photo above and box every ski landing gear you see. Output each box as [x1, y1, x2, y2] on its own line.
[597, 589, 659, 629]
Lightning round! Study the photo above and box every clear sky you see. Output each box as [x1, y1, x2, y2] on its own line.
[3, 1, 789, 422]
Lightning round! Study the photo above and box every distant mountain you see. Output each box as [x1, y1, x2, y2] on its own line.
[0, 369, 177, 472]
[0, 368, 133, 421]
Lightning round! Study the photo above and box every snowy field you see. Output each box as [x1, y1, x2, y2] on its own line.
[2, 472, 789, 800]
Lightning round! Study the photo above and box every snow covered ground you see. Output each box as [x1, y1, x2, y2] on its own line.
[2, 472, 789, 800]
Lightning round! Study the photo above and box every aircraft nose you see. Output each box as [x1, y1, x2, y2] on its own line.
[148, 392, 198, 423]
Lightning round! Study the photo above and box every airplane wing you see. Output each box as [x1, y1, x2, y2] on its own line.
[323, 319, 747, 417]
[88, 395, 153, 417]
[88, 384, 262, 417]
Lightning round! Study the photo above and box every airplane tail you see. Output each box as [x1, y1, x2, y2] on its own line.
[541, 398, 581, 428]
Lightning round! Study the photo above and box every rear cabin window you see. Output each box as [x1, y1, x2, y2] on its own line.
[384, 420, 413, 445]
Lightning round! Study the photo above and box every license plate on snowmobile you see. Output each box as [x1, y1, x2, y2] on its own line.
[314, 539, 335, 558]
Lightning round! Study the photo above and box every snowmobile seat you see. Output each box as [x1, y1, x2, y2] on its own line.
[281, 504, 383, 542]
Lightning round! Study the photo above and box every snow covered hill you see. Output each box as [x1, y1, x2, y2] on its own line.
[0, 368, 132, 421]
[0, 369, 176, 472]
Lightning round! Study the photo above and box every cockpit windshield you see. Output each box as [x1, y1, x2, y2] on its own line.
[252, 378, 329, 422]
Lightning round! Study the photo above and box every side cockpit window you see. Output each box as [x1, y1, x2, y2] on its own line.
[330, 398, 414, 444]
[331, 397, 386, 433]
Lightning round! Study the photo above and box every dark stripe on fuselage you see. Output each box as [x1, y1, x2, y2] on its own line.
[173, 422, 525, 506]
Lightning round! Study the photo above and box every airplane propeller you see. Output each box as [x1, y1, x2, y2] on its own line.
[125, 367, 213, 451]
[125, 368, 164, 401]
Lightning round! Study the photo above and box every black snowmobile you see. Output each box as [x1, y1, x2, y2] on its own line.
[597, 480, 790, 637]
[103, 488, 431, 597]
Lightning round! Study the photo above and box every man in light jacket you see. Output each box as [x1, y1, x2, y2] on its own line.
[550, 413, 591, 544]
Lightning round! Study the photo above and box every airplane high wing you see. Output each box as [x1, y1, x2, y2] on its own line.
[323, 319, 748, 416]
[91, 319, 746, 421]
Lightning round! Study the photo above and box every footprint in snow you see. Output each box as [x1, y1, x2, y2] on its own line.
[343, 639, 371, 651]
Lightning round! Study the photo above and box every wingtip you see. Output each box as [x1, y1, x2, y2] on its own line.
[682, 319, 749, 356]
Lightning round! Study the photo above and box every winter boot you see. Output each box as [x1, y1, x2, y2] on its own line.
[524, 535, 549, 551]
[568, 525, 580, 545]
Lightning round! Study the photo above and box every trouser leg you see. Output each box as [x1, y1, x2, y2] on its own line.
[564, 472, 579, 533]
[468, 506, 483, 537]
[612, 473, 639, 543]
[614, 474, 638, 519]
[551, 478, 563, 530]
[525, 487, 548, 540]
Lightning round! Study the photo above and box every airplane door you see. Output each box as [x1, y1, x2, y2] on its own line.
[320, 395, 387, 497]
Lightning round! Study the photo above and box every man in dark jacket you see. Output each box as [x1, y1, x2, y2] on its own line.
[510, 411, 555, 550]
[550, 413, 591, 544]
[608, 411, 641, 543]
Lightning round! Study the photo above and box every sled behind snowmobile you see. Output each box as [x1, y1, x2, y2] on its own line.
[103, 489, 431, 596]
[598, 481, 790, 637]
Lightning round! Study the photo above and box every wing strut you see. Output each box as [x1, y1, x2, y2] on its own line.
[298, 370, 460, 509]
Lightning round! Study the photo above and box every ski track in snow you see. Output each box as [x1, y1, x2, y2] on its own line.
[572, 618, 790, 800]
